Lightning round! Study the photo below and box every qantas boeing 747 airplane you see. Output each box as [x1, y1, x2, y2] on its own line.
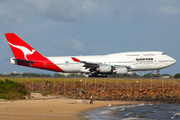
[5, 33, 176, 77]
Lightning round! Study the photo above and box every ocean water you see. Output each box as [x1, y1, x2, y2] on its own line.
[84, 103, 180, 120]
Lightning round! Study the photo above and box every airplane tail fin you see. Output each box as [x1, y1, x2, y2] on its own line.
[4, 33, 64, 72]
[4, 33, 43, 61]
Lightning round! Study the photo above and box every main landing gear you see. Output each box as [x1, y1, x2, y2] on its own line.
[151, 70, 161, 77]
[88, 74, 108, 77]
[156, 69, 160, 77]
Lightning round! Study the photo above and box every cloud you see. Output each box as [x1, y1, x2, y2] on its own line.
[148, 5, 180, 19]
[1, 0, 180, 27]
[70, 39, 85, 51]
[157, 6, 180, 15]
[0, 0, 101, 33]
[31, 0, 90, 22]
[53, 38, 85, 52]
[0, 0, 180, 36]
[0, 1, 34, 26]
[0, 0, 87, 29]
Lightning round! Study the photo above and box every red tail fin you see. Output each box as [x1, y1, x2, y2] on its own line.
[4, 33, 43, 61]
[4, 33, 64, 72]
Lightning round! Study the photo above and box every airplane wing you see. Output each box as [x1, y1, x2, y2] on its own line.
[71, 57, 131, 69]
[72, 57, 101, 68]
[114, 65, 131, 69]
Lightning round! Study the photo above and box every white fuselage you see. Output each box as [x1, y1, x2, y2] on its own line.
[47, 51, 176, 73]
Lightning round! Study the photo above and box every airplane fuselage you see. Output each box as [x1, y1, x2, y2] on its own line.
[46, 51, 176, 73]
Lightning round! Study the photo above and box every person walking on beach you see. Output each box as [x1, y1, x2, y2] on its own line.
[90, 96, 93, 104]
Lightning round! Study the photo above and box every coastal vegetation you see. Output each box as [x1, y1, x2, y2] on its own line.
[0, 79, 30, 100]
[0, 77, 179, 103]
[174, 73, 180, 78]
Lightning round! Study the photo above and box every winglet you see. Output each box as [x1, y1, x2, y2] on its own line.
[71, 57, 80, 62]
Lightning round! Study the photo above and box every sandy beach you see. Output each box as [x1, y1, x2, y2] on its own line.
[0, 97, 143, 120]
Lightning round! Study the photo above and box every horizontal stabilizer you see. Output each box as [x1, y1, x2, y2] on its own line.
[13, 58, 36, 63]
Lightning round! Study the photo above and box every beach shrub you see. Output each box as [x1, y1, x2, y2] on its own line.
[0, 79, 30, 100]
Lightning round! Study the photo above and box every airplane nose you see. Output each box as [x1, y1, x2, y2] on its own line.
[173, 59, 176, 64]
[165, 56, 176, 67]
[170, 57, 176, 65]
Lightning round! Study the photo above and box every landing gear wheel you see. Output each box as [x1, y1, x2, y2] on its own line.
[157, 74, 160, 77]
[88, 74, 108, 77]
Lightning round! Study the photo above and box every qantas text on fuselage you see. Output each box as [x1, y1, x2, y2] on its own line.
[4, 33, 176, 77]
[136, 58, 153, 61]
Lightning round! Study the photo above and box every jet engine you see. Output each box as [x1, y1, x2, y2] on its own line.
[113, 67, 128, 74]
[96, 65, 128, 74]
[96, 65, 112, 73]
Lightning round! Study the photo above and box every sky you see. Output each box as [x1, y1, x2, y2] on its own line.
[0, 0, 180, 75]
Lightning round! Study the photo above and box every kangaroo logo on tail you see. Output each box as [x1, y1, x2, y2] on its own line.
[8, 42, 36, 60]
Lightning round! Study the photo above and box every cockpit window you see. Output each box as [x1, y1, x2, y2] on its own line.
[162, 53, 165, 55]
